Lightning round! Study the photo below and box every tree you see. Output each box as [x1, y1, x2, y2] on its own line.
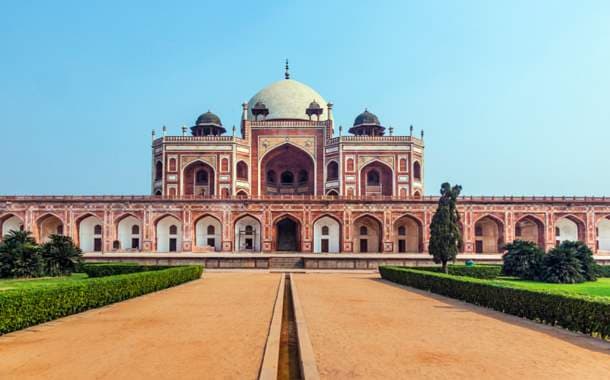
[502, 240, 544, 280]
[542, 244, 584, 284]
[0, 230, 42, 278]
[39, 234, 83, 276]
[556, 241, 597, 281]
[429, 182, 462, 273]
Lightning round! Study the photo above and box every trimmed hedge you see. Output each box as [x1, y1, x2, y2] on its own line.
[595, 265, 610, 278]
[82, 263, 170, 278]
[0, 265, 203, 335]
[380, 266, 610, 340]
[409, 265, 502, 279]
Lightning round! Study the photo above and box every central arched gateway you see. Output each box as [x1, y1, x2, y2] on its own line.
[261, 144, 315, 195]
[274, 215, 301, 251]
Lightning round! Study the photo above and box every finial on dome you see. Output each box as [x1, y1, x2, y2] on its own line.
[285, 59, 290, 79]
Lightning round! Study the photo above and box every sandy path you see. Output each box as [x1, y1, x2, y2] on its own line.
[293, 273, 610, 380]
[0, 272, 281, 380]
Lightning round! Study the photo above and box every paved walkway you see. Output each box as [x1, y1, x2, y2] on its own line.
[293, 273, 610, 380]
[0, 273, 281, 380]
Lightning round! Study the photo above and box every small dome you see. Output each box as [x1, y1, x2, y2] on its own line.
[353, 109, 380, 127]
[248, 79, 327, 121]
[308, 100, 321, 109]
[195, 111, 222, 127]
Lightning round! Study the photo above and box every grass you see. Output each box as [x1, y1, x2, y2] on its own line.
[0, 273, 88, 291]
[490, 277, 610, 298]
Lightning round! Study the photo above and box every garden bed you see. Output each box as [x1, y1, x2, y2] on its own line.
[380, 266, 610, 340]
[0, 265, 203, 335]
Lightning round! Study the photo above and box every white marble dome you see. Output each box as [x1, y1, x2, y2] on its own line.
[247, 79, 327, 121]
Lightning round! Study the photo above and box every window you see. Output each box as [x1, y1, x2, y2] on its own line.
[367, 170, 380, 186]
[245, 225, 253, 235]
[516, 225, 522, 236]
[169, 225, 178, 235]
[169, 158, 176, 171]
[555, 227, 560, 236]
[347, 158, 354, 172]
[57, 225, 64, 235]
[207, 238, 215, 247]
[413, 161, 421, 181]
[131, 238, 140, 249]
[207, 225, 215, 235]
[399, 158, 407, 172]
[155, 190, 162, 196]
[321, 226, 329, 235]
[94, 224, 102, 235]
[281, 171, 294, 184]
[327, 161, 338, 181]
[398, 226, 406, 236]
[360, 226, 368, 236]
[132, 225, 139, 235]
[267, 170, 276, 184]
[475, 225, 483, 236]
[196, 170, 208, 185]
[237, 161, 248, 180]
[221, 158, 229, 172]
[155, 161, 163, 181]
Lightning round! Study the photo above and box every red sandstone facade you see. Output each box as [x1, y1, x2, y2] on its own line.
[2, 71, 609, 257]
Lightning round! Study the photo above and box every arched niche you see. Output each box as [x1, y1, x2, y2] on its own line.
[353, 215, 382, 253]
[313, 216, 341, 253]
[195, 215, 222, 251]
[474, 216, 504, 253]
[234, 215, 261, 252]
[78, 215, 104, 252]
[394, 215, 424, 253]
[261, 144, 315, 195]
[117, 215, 142, 251]
[360, 161, 393, 196]
[156, 215, 182, 252]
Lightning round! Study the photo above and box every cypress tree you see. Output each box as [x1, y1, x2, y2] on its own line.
[429, 182, 462, 273]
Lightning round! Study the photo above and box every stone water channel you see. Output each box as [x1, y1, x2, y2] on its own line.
[259, 273, 319, 380]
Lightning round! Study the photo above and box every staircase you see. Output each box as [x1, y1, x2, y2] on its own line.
[269, 256, 304, 269]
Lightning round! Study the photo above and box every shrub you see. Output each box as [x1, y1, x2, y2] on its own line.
[0, 230, 42, 278]
[39, 235, 83, 277]
[542, 245, 584, 283]
[408, 264, 502, 279]
[81, 263, 169, 278]
[379, 266, 610, 340]
[595, 265, 610, 278]
[0, 265, 203, 335]
[557, 241, 597, 281]
[502, 240, 544, 280]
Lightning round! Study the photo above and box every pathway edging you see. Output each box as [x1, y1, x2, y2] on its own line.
[258, 274, 285, 380]
[290, 274, 320, 380]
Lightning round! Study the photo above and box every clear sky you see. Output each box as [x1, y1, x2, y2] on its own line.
[1, 1, 609, 196]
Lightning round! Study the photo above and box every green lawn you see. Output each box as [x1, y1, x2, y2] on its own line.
[0, 273, 88, 292]
[491, 277, 610, 298]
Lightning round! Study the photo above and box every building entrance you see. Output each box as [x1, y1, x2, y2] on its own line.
[276, 218, 299, 251]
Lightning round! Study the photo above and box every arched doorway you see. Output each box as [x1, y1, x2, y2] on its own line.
[1, 215, 24, 238]
[156, 215, 182, 252]
[394, 215, 423, 253]
[353, 215, 382, 253]
[474, 216, 504, 253]
[515, 216, 545, 249]
[326, 161, 339, 181]
[313, 216, 341, 253]
[78, 215, 104, 252]
[236, 161, 248, 181]
[261, 144, 315, 195]
[195, 215, 222, 251]
[597, 217, 610, 252]
[555, 216, 584, 246]
[37, 214, 64, 243]
[234, 215, 261, 252]
[275, 216, 301, 251]
[117, 215, 141, 251]
[183, 161, 215, 196]
[360, 161, 393, 196]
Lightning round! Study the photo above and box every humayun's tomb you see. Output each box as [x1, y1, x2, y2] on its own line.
[1, 64, 610, 268]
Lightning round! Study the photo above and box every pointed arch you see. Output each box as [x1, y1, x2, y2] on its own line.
[155, 214, 182, 252]
[473, 214, 505, 253]
[76, 213, 104, 252]
[359, 159, 394, 196]
[394, 213, 424, 253]
[234, 213, 262, 252]
[1, 213, 24, 238]
[353, 213, 383, 253]
[182, 159, 216, 196]
[193, 213, 222, 251]
[115, 213, 142, 251]
[515, 214, 545, 249]
[274, 213, 302, 251]
[259, 142, 316, 196]
[36, 213, 65, 243]
[313, 214, 342, 253]
[554, 214, 585, 244]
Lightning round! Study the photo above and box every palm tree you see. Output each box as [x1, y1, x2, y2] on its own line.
[39, 234, 83, 276]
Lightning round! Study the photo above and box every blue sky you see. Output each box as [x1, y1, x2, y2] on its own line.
[1, 1, 609, 196]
